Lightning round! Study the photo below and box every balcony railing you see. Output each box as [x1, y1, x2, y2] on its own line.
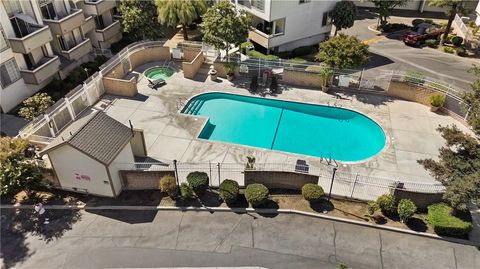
[83, 0, 117, 16]
[96, 20, 121, 42]
[20, 56, 60, 85]
[8, 26, 53, 54]
[43, 9, 85, 35]
[248, 29, 271, 48]
[59, 39, 92, 61]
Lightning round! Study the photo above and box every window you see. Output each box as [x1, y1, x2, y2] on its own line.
[299, 0, 311, 4]
[0, 58, 21, 88]
[0, 26, 9, 52]
[3, 0, 22, 17]
[273, 18, 285, 35]
[40, 0, 57, 20]
[251, 0, 265, 11]
[322, 12, 332, 27]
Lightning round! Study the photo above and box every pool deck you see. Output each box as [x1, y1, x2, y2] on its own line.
[102, 61, 472, 183]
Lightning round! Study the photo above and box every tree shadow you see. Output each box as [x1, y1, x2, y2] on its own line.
[310, 199, 335, 213]
[198, 190, 222, 207]
[1, 208, 82, 268]
[227, 194, 249, 210]
[331, 88, 395, 107]
[253, 199, 280, 218]
[365, 52, 396, 69]
[85, 209, 157, 224]
[406, 217, 428, 232]
[371, 215, 387, 225]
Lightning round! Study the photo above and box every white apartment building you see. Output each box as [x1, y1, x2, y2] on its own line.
[233, 0, 339, 53]
[0, 0, 122, 113]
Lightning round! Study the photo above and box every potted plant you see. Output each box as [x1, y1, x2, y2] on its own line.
[208, 65, 217, 81]
[319, 67, 334, 92]
[429, 94, 445, 112]
[223, 62, 238, 81]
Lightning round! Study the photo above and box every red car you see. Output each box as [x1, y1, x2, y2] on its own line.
[403, 23, 444, 46]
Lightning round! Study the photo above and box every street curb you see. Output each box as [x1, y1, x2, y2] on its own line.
[367, 24, 382, 34]
[3, 204, 478, 247]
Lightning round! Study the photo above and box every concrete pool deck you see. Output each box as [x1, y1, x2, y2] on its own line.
[102, 62, 472, 183]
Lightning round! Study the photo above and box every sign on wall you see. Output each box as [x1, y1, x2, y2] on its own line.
[75, 173, 91, 181]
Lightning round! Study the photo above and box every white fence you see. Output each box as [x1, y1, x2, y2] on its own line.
[453, 14, 471, 40]
[116, 161, 445, 202]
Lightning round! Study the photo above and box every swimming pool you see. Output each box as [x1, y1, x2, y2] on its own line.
[182, 93, 386, 162]
[144, 66, 174, 81]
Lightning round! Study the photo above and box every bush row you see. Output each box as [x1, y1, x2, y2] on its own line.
[427, 203, 472, 236]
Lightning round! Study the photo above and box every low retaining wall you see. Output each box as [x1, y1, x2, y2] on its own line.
[130, 46, 171, 70]
[283, 69, 323, 89]
[120, 170, 175, 190]
[387, 81, 438, 106]
[244, 170, 318, 189]
[393, 188, 444, 210]
[183, 51, 204, 79]
[183, 47, 202, 62]
[103, 76, 137, 97]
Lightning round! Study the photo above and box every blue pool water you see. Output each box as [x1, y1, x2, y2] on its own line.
[182, 92, 386, 162]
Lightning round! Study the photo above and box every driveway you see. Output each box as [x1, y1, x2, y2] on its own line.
[1, 209, 478, 269]
[340, 9, 479, 90]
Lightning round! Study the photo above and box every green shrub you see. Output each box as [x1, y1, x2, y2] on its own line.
[367, 201, 379, 215]
[18, 93, 54, 120]
[219, 179, 240, 204]
[292, 45, 317, 57]
[275, 51, 294, 59]
[443, 46, 455, 54]
[412, 19, 424, 26]
[397, 199, 417, 223]
[245, 183, 269, 206]
[456, 47, 467, 57]
[247, 50, 279, 61]
[186, 171, 209, 196]
[180, 182, 193, 199]
[430, 94, 446, 107]
[223, 62, 238, 75]
[446, 34, 456, 43]
[451, 36, 463, 47]
[427, 203, 472, 236]
[240, 41, 253, 53]
[302, 183, 324, 202]
[424, 19, 434, 24]
[159, 175, 177, 197]
[289, 57, 307, 63]
[425, 39, 437, 48]
[376, 194, 396, 214]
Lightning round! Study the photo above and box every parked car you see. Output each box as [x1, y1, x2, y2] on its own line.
[403, 23, 444, 46]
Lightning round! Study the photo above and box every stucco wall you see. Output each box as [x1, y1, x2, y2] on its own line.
[183, 47, 202, 62]
[244, 170, 318, 189]
[108, 142, 135, 196]
[47, 145, 114, 197]
[130, 46, 171, 70]
[104, 60, 127, 79]
[393, 188, 444, 210]
[120, 170, 176, 190]
[183, 51, 205, 79]
[283, 69, 323, 89]
[103, 76, 138, 97]
[387, 81, 438, 105]
[130, 129, 147, 157]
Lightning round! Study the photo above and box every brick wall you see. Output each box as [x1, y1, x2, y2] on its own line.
[120, 170, 176, 190]
[244, 170, 318, 190]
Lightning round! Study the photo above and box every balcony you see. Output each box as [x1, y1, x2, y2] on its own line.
[83, 0, 117, 16]
[248, 29, 271, 48]
[8, 26, 53, 54]
[20, 56, 60, 85]
[82, 16, 95, 33]
[59, 39, 92, 61]
[96, 20, 121, 42]
[43, 9, 85, 35]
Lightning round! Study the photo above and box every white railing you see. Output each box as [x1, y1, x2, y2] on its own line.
[453, 14, 470, 40]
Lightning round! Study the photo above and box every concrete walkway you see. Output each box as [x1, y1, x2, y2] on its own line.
[1, 209, 478, 269]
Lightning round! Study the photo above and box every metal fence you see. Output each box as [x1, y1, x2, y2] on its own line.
[116, 160, 445, 201]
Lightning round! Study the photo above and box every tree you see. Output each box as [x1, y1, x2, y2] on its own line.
[0, 137, 42, 196]
[331, 0, 357, 35]
[397, 199, 417, 223]
[369, 0, 410, 26]
[119, 0, 163, 40]
[18, 93, 54, 120]
[315, 34, 369, 70]
[202, 0, 251, 60]
[429, 0, 467, 45]
[156, 0, 207, 40]
[418, 66, 480, 210]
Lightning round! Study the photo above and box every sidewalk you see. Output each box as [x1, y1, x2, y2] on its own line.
[469, 203, 480, 244]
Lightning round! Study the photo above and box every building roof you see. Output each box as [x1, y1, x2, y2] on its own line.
[41, 111, 133, 165]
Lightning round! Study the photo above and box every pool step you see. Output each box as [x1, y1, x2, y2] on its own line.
[184, 99, 205, 115]
[183, 99, 198, 114]
[190, 100, 205, 114]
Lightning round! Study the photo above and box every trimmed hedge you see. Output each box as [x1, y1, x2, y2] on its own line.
[451, 36, 463, 47]
[427, 203, 472, 236]
[397, 199, 417, 223]
[219, 179, 240, 204]
[443, 46, 455, 54]
[186, 171, 209, 196]
[245, 183, 269, 206]
[302, 183, 324, 202]
[376, 194, 396, 214]
[247, 50, 279, 61]
[425, 39, 437, 48]
[180, 182, 193, 199]
[159, 175, 177, 197]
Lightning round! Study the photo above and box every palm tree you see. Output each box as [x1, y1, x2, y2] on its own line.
[156, 0, 207, 40]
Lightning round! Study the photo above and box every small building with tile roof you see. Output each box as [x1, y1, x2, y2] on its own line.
[41, 111, 141, 197]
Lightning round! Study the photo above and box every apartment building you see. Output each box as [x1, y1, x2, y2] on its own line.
[233, 0, 339, 53]
[0, 0, 122, 113]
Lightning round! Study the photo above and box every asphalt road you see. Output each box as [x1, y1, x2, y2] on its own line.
[341, 9, 479, 91]
[1, 209, 479, 269]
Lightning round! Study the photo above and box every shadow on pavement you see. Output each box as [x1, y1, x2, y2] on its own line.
[85, 209, 157, 224]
